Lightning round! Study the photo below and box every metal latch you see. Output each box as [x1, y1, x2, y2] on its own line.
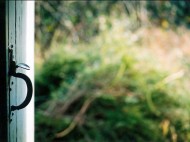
[8, 45, 33, 112]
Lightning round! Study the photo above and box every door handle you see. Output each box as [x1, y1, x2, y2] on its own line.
[8, 47, 33, 111]
[10, 72, 33, 111]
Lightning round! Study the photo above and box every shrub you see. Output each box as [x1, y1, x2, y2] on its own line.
[35, 49, 85, 105]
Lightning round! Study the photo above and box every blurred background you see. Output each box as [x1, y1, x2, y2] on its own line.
[35, 1, 190, 142]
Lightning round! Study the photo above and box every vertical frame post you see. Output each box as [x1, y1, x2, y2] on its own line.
[0, 0, 8, 141]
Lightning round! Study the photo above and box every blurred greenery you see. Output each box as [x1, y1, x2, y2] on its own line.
[35, 1, 190, 142]
[147, 1, 190, 28]
[35, 1, 122, 53]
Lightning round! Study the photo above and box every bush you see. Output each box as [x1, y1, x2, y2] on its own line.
[35, 7, 190, 141]
[35, 35, 190, 141]
[35, 49, 85, 105]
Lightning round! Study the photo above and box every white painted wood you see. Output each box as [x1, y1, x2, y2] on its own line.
[25, 2, 35, 142]
[7, 1, 34, 142]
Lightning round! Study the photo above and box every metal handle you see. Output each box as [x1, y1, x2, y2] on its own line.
[11, 72, 33, 111]
[8, 47, 33, 111]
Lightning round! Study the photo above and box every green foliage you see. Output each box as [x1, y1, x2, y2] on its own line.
[35, 49, 85, 105]
[147, 1, 190, 28]
[35, 1, 190, 141]
[35, 32, 190, 141]
[35, 1, 125, 51]
[36, 111, 83, 142]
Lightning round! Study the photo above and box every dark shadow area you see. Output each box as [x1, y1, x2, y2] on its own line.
[0, 1, 8, 141]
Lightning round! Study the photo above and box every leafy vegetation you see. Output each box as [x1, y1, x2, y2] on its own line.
[35, 1, 190, 142]
[147, 1, 190, 28]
